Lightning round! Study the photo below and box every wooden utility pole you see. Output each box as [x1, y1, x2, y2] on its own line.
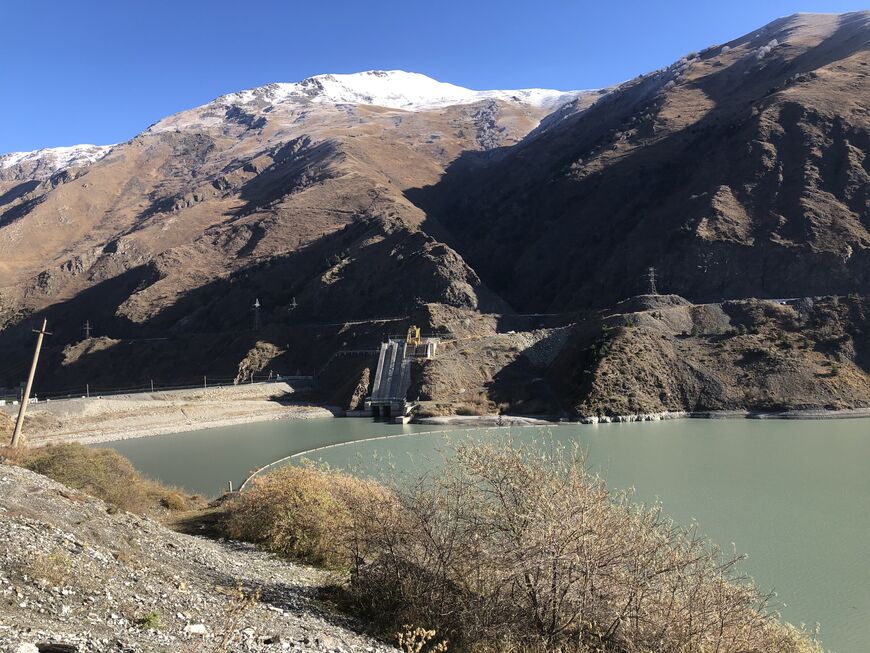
[11, 318, 51, 448]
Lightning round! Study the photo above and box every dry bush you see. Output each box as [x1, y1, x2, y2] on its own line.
[346, 442, 823, 653]
[20, 549, 72, 586]
[2, 442, 189, 515]
[161, 491, 187, 511]
[454, 396, 492, 416]
[14, 443, 152, 513]
[222, 463, 392, 567]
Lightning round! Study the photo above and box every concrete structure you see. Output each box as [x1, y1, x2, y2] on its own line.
[365, 334, 438, 420]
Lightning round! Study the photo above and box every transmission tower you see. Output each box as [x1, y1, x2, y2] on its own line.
[252, 298, 262, 329]
[646, 267, 658, 295]
[84, 320, 92, 340]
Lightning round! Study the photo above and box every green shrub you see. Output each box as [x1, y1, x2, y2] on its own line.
[135, 611, 161, 630]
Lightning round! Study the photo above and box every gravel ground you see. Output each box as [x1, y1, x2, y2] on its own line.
[0, 464, 395, 653]
[0, 383, 339, 446]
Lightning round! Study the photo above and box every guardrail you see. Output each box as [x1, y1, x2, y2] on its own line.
[0, 374, 314, 404]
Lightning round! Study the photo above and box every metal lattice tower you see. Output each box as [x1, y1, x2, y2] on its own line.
[252, 298, 261, 330]
[84, 320, 91, 340]
[647, 267, 658, 295]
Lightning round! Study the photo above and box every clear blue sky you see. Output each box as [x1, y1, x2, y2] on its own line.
[0, 0, 863, 153]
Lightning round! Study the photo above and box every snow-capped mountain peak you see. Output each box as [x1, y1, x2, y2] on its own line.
[218, 70, 585, 111]
[0, 144, 113, 174]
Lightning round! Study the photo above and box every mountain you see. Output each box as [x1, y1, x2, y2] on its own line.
[0, 70, 597, 391]
[421, 12, 870, 311]
[1, 16, 868, 417]
[0, 71, 593, 325]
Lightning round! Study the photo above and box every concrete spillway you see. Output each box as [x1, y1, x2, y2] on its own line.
[370, 340, 411, 405]
[367, 337, 438, 419]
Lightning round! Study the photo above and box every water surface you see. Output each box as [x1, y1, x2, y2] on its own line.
[104, 417, 870, 652]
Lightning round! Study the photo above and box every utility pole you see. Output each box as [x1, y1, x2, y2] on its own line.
[10, 318, 51, 448]
[646, 267, 658, 295]
[84, 320, 91, 340]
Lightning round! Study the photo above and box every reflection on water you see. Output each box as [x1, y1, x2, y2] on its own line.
[105, 417, 870, 653]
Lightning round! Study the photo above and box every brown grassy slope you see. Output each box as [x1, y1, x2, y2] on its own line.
[0, 443, 202, 515]
[427, 12, 870, 311]
[0, 93, 560, 389]
[0, 97, 559, 324]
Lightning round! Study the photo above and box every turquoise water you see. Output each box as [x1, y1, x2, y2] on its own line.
[104, 417, 870, 652]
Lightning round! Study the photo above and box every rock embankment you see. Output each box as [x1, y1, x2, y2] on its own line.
[0, 464, 395, 653]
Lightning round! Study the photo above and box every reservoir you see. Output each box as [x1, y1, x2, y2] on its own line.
[105, 416, 870, 652]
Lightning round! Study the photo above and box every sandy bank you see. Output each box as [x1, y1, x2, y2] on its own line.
[0, 382, 340, 445]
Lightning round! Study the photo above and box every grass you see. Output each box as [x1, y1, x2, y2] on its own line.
[0, 442, 199, 516]
[134, 610, 161, 630]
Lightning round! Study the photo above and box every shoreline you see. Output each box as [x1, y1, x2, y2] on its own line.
[48, 404, 340, 446]
[415, 407, 870, 427]
[6, 390, 869, 448]
[0, 382, 341, 447]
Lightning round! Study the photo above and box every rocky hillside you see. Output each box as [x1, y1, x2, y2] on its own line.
[423, 12, 870, 311]
[0, 463, 395, 652]
[410, 295, 870, 418]
[0, 72, 594, 392]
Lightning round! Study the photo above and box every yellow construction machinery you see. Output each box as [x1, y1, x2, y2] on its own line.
[406, 325, 422, 346]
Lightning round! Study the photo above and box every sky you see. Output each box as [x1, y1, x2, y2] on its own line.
[0, 0, 865, 153]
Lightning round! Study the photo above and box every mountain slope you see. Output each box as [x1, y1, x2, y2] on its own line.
[0, 72, 594, 390]
[423, 12, 870, 311]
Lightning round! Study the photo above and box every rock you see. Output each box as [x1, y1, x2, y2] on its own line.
[183, 624, 207, 636]
[15, 644, 39, 653]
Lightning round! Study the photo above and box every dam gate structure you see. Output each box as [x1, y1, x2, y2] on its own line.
[365, 326, 438, 421]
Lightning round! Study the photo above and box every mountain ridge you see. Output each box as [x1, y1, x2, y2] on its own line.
[0, 13, 867, 417]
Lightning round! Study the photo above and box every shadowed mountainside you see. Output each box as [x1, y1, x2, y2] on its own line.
[416, 12, 870, 311]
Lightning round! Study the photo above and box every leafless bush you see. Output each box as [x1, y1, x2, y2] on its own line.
[346, 442, 822, 653]
[222, 463, 392, 567]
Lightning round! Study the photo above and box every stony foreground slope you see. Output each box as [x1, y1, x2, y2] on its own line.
[0, 464, 394, 652]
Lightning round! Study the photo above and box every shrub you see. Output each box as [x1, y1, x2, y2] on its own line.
[222, 464, 391, 567]
[135, 611, 161, 630]
[1, 442, 187, 515]
[161, 492, 187, 511]
[21, 550, 72, 586]
[14, 443, 152, 514]
[345, 443, 822, 653]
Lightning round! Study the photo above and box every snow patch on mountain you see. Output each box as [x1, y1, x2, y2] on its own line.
[148, 70, 589, 134]
[0, 144, 113, 172]
[221, 70, 586, 111]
